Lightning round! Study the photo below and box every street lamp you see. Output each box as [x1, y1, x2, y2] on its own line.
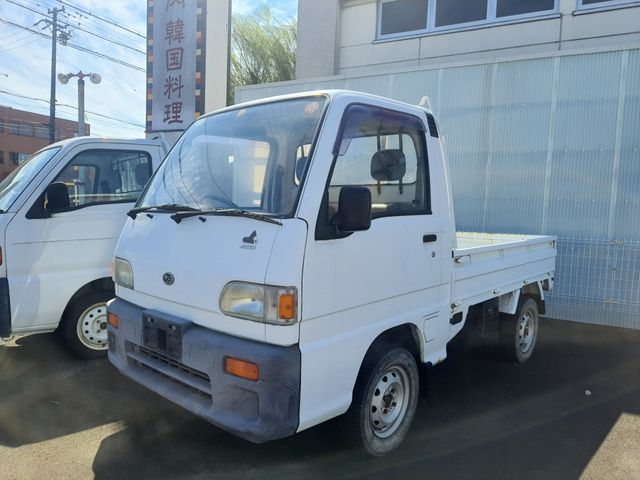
[58, 71, 101, 137]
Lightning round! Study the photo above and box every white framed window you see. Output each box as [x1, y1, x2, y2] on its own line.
[576, 0, 640, 11]
[377, 0, 558, 40]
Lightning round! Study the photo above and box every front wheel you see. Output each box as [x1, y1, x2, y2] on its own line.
[60, 290, 113, 359]
[344, 346, 419, 456]
[499, 297, 539, 363]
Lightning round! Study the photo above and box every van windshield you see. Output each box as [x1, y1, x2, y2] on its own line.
[139, 96, 327, 216]
[0, 147, 61, 213]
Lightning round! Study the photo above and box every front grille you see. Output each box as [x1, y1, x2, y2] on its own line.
[127, 343, 212, 398]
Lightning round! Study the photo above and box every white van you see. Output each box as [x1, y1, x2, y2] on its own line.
[107, 91, 556, 455]
[0, 137, 165, 357]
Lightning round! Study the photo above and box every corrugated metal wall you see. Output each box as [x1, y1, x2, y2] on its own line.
[237, 48, 640, 329]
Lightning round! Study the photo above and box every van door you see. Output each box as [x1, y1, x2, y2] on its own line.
[6, 145, 155, 341]
[299, 104, 445, 424]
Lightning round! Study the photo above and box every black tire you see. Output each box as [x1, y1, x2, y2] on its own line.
[60, 290, 113, 359]
[499, 297, 539, 364]
[343, 346, 420, 456]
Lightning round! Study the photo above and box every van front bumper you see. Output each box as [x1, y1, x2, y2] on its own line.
[107, 297, 301, 443]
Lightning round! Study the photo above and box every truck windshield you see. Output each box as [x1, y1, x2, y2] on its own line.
[139, 96, 327, 216]
[0, 147, 61, 213]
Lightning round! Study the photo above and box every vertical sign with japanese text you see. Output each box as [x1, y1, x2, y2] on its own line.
[147, 0, 205, 132]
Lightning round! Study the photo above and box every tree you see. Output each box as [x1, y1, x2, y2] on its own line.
[230, 5, 296, 102]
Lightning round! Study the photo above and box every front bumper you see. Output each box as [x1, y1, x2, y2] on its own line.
[107, 297, 301, 443]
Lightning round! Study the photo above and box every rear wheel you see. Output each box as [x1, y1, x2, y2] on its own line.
[343, 346, 419, 456]
[499, 297, 539, 363]
[61, 290, 113, 359]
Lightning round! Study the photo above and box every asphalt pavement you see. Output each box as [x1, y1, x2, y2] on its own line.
[0, 318, 639, 480]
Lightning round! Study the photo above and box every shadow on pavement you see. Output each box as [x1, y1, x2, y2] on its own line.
[0, 333, 174, 448]
[85, 319, 640, 480]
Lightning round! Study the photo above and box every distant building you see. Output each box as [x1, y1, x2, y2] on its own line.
[0, 105, 88, 180]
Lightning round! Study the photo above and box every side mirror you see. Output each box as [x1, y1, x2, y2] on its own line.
[332, 186, 371, 233]
[46, 182, 70, 212]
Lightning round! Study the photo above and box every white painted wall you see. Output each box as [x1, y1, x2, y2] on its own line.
[204, 0, 231, 112]
[296, 0, 640, 78]
[296, 0, 341, 78]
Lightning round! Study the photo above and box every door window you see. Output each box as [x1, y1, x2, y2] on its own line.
[326, 104, 430, 222]
[52, 150, 152, 208]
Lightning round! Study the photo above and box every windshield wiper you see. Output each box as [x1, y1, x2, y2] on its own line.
[127, 204, 201, 219]
[170, 208, 283, 226]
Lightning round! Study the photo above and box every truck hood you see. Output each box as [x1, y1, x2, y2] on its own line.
[114, 213, 300, 341]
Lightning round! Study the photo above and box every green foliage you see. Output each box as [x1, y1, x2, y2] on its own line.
[230, 5, 296, 103]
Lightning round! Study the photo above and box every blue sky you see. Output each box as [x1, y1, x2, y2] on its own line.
[0, 0, 297, 138]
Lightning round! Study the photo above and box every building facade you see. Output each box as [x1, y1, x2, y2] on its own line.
[0, 106, 84, 180]
[238, 0, 640, 329]
[296, 0, 640, 78]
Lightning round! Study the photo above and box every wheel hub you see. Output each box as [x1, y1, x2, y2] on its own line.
[76, 303, 109, 350]
[518, 309, 535, 354]
[369, 366, 410, 439]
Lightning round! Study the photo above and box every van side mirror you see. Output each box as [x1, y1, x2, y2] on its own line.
[46, 182, 70, 212]
[332, 186, 371, 232]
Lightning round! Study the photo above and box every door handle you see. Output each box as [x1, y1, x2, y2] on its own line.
[423, 234, 437, 243]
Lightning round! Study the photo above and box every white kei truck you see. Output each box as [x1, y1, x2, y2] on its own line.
[107, 91, 556, 455]
[0, 137, 166, 358]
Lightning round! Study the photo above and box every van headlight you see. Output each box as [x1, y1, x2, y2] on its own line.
[220, 282, 297, 324]
[113, 257, 134, 289]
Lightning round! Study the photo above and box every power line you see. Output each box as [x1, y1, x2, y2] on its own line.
[5, 0, 50, 18]
[57, 0, 146, 39]
[66, 42, 145, 72]
[0, 89, 145, 128]
[0, 17, 145, 72]
[0, 29, 36, 46]
[5, 0, 146, 56]
[0, 34, 44, 52]
[0, 28, 31, 42]
[64, 20, 146, 55]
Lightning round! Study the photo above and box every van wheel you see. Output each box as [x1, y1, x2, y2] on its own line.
[61, 290, 113, 359]
[344, 346, 419, 456]
[499, 297, 539, 363]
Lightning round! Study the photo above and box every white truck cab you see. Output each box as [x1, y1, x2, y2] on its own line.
[0, 137, 165, 357]
[107, 91, 556, 455]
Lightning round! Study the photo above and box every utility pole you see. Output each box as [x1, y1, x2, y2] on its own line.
[45, 6, 67, 144]
[77, 74, 85, 136]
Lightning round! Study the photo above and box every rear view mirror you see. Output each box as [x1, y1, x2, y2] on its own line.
[332, 186, 371, 233]
[46, 182, 70, 212]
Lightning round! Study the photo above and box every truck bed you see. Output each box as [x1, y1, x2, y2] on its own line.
[452, 232, 556, 312]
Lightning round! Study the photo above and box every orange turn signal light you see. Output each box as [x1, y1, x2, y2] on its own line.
[225, 357, 259, 381]
[278, 293, 296, 320]
[107, 312, 120, 329]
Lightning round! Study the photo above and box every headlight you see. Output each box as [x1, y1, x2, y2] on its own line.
[113, 257, 134, 289]
[220, 282, 297, 324]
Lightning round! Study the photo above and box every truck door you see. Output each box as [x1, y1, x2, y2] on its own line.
[6, 146, 155, 334]
[299, 103, 445, 423]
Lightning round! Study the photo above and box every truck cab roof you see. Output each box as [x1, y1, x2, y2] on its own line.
[202, 89, 435, 120]
[40, 136, 166, 153]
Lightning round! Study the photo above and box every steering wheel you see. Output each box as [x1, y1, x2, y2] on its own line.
[201, 194, 239, 209]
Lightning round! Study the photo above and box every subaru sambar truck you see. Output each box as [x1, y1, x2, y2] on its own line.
[107, 91, 556, 455]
